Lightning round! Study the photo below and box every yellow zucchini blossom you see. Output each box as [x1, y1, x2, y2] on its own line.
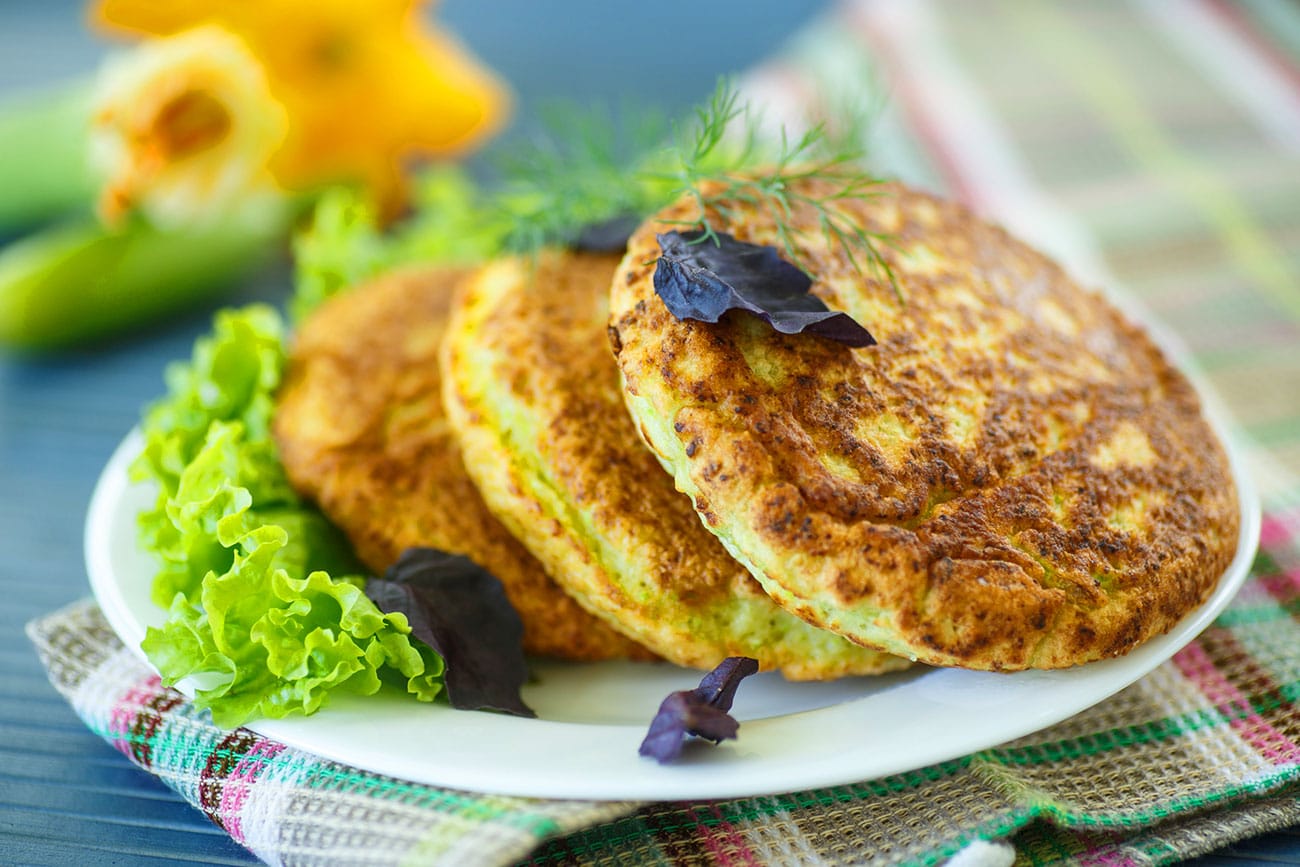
[90, 0, 510, 218]
[91, 26, 288, 228]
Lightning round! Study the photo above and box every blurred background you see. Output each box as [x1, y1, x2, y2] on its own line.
[0, 0, 829, 153]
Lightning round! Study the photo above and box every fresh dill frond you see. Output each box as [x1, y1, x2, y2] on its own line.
[495, 77, 900, 299]
[652, 78, 901, 301]
[489, 102, 673, 255]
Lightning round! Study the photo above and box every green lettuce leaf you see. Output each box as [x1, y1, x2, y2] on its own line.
[133, 306, 443, 727]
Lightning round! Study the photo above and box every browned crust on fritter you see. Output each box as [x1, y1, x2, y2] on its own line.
[440, 251, 906, 678]
[451, 254, 746, 604]
[609, 179, 1240, 670]
[272, 265, 653, 661]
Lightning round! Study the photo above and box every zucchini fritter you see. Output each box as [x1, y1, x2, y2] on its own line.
[610, 180, 1240, 671]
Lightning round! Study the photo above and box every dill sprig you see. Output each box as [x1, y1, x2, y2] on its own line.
[650, 80, 900, 301]
[491, 103, 673, 255]
[492, 78, 900, 300]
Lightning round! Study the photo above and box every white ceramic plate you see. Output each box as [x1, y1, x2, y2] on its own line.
[87, 424, 1259, 801]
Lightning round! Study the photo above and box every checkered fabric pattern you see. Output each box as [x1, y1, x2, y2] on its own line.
[29, 1, 1300, 864]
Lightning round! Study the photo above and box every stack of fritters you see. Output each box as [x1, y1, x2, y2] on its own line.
[274, 178, 1238, 676]
[272, 265, 653, 662]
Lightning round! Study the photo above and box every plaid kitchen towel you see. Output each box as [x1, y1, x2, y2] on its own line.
[29, 0, 1300, 865]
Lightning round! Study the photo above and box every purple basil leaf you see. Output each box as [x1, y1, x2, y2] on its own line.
[365, 547, 535, 718]
[653, 230, 876, 348]
[693, 655, 759, 711]
[638, 656, 759, 764]
[571, 213, 640, 253]
[639, 694, 740, 763]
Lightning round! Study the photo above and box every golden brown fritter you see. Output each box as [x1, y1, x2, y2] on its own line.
[273, 265, 654, 661]
[441, 251, 907, 678]
[609, 179, 1240, 671]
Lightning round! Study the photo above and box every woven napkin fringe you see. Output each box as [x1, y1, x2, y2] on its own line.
[25, 600, 640, 867]
[1013, 779, 1300, 865]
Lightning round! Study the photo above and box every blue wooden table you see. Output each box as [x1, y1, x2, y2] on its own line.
[1, 1, 1296, 864]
